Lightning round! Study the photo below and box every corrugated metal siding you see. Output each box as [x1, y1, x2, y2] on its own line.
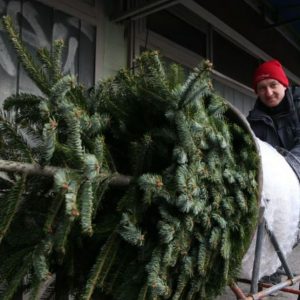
[213, 79, 256, 116]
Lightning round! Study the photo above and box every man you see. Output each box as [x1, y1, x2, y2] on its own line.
[247, 59, 300, 180]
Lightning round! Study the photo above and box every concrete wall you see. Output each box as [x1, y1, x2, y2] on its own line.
[95, 0, 127, 81]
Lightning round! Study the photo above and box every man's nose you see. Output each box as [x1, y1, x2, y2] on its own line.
[265, 87, 273, 96]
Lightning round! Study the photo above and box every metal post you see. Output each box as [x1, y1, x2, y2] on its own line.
[245, 274, 300, 299]
[250, 207, 266, 294]
[265, 222, 294, 279]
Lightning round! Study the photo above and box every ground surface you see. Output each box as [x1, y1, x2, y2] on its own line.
[217, 244, 300, 299]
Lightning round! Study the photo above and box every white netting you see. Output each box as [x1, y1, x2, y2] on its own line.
[241, 138, 300, 279]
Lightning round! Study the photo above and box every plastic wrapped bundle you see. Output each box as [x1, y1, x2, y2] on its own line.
[241, 138, 300, 279]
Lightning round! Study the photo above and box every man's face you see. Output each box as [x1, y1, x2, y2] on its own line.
[256, 79, 286, 107]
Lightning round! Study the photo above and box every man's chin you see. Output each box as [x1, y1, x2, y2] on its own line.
[265, 99, 280, 107]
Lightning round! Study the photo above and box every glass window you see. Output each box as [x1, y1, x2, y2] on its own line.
[147, 9, 207, 58]
[213, 31, 259, 88]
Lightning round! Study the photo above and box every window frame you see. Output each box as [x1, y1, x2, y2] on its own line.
[135, 25, 255, 99]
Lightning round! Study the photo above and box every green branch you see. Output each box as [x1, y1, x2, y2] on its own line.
[0, 159, 132, 187]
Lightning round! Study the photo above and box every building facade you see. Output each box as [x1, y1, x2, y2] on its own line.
[1, 0, 300, 115]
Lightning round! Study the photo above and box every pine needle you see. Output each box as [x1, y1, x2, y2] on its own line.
[80, 233, 120, 300]
[0, 176, 25, 244]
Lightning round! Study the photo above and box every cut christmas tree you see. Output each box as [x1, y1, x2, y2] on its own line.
[0, 15, 260, 300]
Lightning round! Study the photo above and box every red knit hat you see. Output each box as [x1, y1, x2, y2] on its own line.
[253, 60, 289, 91]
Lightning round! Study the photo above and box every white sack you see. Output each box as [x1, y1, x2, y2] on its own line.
[241, 138, 300, 279]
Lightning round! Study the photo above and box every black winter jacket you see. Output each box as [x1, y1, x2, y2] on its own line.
[247, 86, 300, 180]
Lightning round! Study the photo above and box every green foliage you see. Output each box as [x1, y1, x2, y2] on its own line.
[0, 176, 25, 244]
[0, 15, 260, 300]
[1, 16, 50, 95]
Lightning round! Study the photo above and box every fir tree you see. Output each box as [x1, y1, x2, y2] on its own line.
[0, 15, 260, 300]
